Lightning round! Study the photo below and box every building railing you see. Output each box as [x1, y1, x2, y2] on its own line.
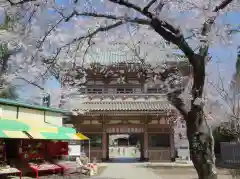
[74, 93, 169, 97]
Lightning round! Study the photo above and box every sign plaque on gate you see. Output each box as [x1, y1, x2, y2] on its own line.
[106, 126, 144, 133]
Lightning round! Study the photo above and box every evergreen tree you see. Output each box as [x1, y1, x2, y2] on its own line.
[0, 14, 18, 100]
[229, 46, 240, 113]
[0, 86, 18, 99]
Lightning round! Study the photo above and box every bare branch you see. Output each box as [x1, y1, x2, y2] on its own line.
[108, 0, 142, 13]
[150, 17, 196, 63]
[81, 37, 94, 68]
[107, 0, 194, 116]
[213, 0, 234, 12]
[199, 0, 234, 57]
[62, 21, 125, 48]
[143, 0, 157, 12]
[190, 0, 235, 104]
[108, 0, 153, 18]
[6, 0, 36, 6]
[154, 0, 165, 16]
[109, 0, 193, 64]
[228, 25, 240, 34]
[64, 10, 150, 25]
[15, 77, 45, 91]
[167, 91, 188, 118]
[37, 18, 64, 49]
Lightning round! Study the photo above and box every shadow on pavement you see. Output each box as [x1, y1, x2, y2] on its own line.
[105, 158, 144, 163]
[91, 178, 124, 179]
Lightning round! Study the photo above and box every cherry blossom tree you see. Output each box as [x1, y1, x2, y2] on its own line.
[1, 0, 240, 178]
[213, 47, 240, 140]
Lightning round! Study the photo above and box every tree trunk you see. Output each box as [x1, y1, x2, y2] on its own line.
[186, 106, 217, 179]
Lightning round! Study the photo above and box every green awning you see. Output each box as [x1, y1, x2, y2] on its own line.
[26, 131, 86, 140]
[0, 118, 75, 133]
[40, 132, 75, 140]
[0, 130, 8, 138]
[57, 126, 76, 133]
[0, 119, 30, 131]
[0, 130, 29, 139]
[0, 118, 79, 140]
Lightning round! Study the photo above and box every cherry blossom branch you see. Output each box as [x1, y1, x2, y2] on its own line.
[199, 0, 234, 58]
[107, 0, 195, 64]
[102, 1, 192, 118]
[167, 90, 188, 118]
[62, 21, 125, 48]
[191, 0, 234, 105]
[229, 25, 240, 34]
[15, 77, 45, 91]
[64, 10, 150, 25]
[213, 0, 234, 12]
[6, 0, 36, 5]
[56, 0, 233, 119]
[154, 0, 165, 15]
[143, 0, 157, 12]
[36, 17, 64, 49]
[108, 0, 149, 16]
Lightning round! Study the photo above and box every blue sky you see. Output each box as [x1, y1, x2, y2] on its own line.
[207, 12, 240, 86]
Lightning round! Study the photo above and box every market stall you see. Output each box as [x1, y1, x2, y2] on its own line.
[51, 133, 93, 176]
[47, 141, 68, 158]
[0, 117, 90, 178]
[48, 141, 80, 175]
[76, 133, 91, 160]
[0, 139, 22, 179]
[19, 140, 62, 178]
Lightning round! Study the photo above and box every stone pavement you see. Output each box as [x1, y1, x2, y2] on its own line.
[8, 163, 161, 179]
[109, 147, 140, 159]
[93, 162, 162, 179]
[8, 159, 194, 179]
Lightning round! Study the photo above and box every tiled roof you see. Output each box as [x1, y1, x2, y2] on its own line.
[75, 96, 175, 112]
[83, 43, 186, 65]
[79, 101, 174, 111]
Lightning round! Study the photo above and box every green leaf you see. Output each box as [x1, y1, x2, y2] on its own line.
[0, 86, 18, 99]
[0, 13, 14, 30]
[0, 43, 10, 59]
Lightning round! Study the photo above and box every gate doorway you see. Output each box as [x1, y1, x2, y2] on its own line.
[108, 133, 144, 162]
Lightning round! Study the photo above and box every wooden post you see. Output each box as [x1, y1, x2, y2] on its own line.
[143, 115, 149, 161]
[169, 118, 175, 161]
[102, 132, 107, 160]
[144, 132, 149, 159]
[102, 115, 107, 161]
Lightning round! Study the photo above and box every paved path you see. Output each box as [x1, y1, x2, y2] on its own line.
[94, 162, 162, 179]
[109, 147, 140, 159]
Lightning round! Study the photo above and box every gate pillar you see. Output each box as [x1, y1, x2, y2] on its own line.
[143, 122, 149, 161]
[102, 132, 107, 161]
